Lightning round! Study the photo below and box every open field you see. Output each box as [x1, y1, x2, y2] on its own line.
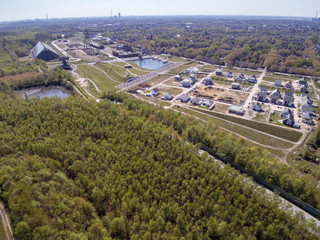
[190, 107, 303, 142]
[213, 103, 229, 113]
[168, 61, 198, 74]
[264, 73, 301, 82]
[167, 56, 189, 62]
[224, 67, 261, 76]
[201, 65, 218, 72]
[95, 63, 128, 82]
[147, 74, 172, 86]
[76, 65, 119, 92]
[194, 85, 249, 105]
[0, 71, 43, 82]
[156, 85, 183, 96]
[174, 106, 294, 150]
[128, 67, 151, 76]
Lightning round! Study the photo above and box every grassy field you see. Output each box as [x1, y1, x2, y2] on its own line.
[264, 73, 301, 82]
[76, 65, 119, 92]
[190, 107, 303, 142]
[224, 68, 261, 76]
[128, 67, 151, 76]
[168, 62, 198, 74]
[174, 106, 294, 150]
[167, 56, 189, 62]
[95, 63, 128, 82]
[202, 65, 218, 72]
[147, 74, 172, 85]
[214, 103, 229, 113]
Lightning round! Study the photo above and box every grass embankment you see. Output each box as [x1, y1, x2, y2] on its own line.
[190, 107, 302, 142]
[174, 106, 294, 150]
[0, 217, 8, 240]
[76, 65, 119, 92]
[95, 63, 128, 82]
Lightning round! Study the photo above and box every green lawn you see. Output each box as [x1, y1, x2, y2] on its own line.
[168, 62, 198, 74]
[95, 63, 128, 82]
[128, 67, 150, 76]
[174, 106, 294, 150]
[190, 107, 302, 142]
[76, 65, 119, 92]
[224, 68, 261, 76]
[202, 65, 218, 72]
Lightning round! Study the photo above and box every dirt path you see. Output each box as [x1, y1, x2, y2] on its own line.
[0, 202, 13, 240]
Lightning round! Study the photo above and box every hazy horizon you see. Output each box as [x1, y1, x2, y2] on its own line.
[1, 0, 319, 22]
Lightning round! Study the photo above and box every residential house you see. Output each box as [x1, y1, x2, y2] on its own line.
[247, 75, 257, 83]
[270, 89, 281, 104]
[302, 112, 313, 125]
[184, 69, 191, 74]
[202, 99, 215, 110]
[298, 77, 307, 85]
[192, 67, 200, 74]
[274, 80, 283, 87]
[226, 72, 233, 78]
[252, 102, 262, 112]
[151, 88, 159, 96]
[280, 108, 294, 126]
[300, 85, 308, 93]
[174, 74, 182, 81]
[203, 77, 213, 86]
[301, 94, 313, 113]
[190, 97, 203, 105]
[283, 91, 294, 107]
[284, 81, 293, 89]
[182, 77, 195, 88]
[177, 94, 191, 103]
[161, 92, 173, 101]
[229, 105, 245, 115]
[216, 69, 223, 76]
[257, 87, 268, 102]
[189, 75, 197, 82]
[235, 74, 246, 82]
[231, 82, 241, 89]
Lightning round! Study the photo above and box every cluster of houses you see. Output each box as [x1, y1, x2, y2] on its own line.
[235, 74, 257, 83]
[274, 77, 309, 93]
[215, 69, 233, 78]
[175, 71, 198, 88]
[256, 87, 295, 107]
[175, 94, 216, 110]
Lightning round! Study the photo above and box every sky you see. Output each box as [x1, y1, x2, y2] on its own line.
[0, 0, 320, 22]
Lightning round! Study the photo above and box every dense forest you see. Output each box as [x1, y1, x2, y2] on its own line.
[0, 86, 318, 239]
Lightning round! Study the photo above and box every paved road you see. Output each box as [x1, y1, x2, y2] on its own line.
[0, 202, 13, 240]
[243, 68, 266, 109]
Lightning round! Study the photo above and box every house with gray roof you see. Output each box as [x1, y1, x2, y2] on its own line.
[235, 74, 246, 82]
[302, 112, 313, 125]
[298, 77, 307, 86]
[190, 97, 203, 105]
[301, 94, 313, 113]
[151, 88, 160, 96]
[257, 87, 268, 102]
[300, 85, 308, 93]
[177, 94, 191, 103]
[226, 72, 233, 78]
[252, 102, 262, 112]
[280, 108, 294, 126]
[231, 82, 241, 89]
[174, 74, 182, 81]
[283, 91, 294, 106]
[161, 92, 173, 101]
[216, 69, 223, 76]
[270, 89, 281, 104]
[31, 41, 60, 61]
[274, 80, 283, 87]
[247, 75, 257, 83]
[202, 77, 213, 86]
[229, 105, 245, 115]
[202, 99, 215, 110]
[182, 77, 195, 88]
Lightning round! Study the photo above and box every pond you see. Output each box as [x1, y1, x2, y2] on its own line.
[133, 58, 171, 70]
[16, 86, 71, 99]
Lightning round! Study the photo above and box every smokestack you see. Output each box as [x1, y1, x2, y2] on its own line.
[110, 9, 113, 18]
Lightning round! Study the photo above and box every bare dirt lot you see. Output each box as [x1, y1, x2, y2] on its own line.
[0, 71, 43, 82]
[192, 85, 249, 105]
